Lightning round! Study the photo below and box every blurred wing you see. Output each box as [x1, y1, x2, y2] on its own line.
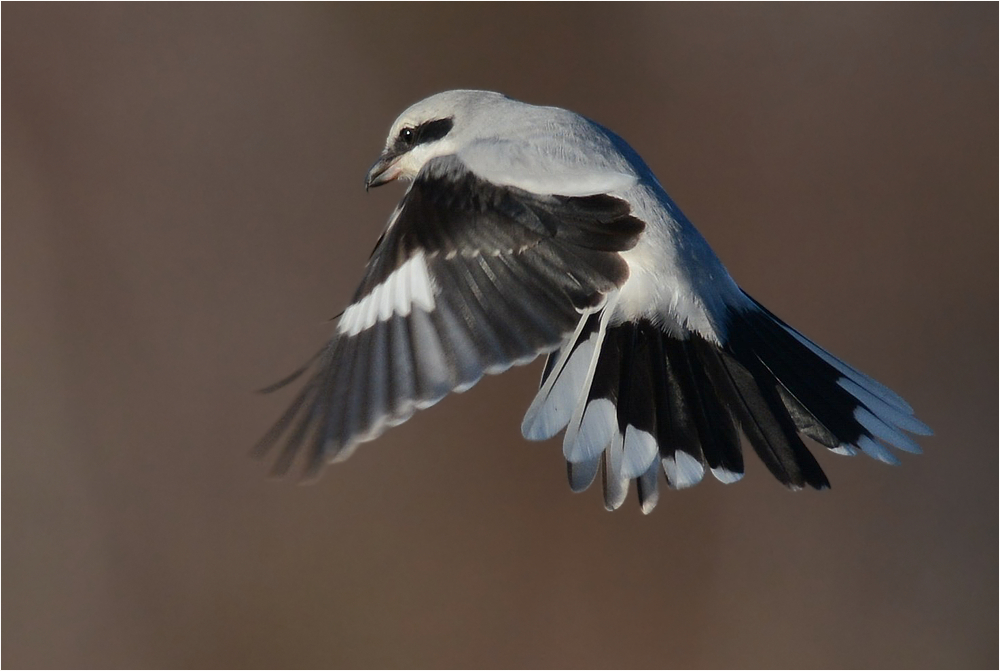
[256, 154, 645, 476]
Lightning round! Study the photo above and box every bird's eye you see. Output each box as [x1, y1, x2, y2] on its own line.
[399, 127, 416, 145]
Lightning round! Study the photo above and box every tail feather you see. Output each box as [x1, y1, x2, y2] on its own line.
[745, 296, 916, 414]
[635, 459, 661, 515]
[568, 457, 601, 493]
[650, 333, 705, 489]
[671, 338, 745, 484]
[613, 325, 659, 479]
[601, 432, 630, 511]
[735, 308, 865, 447]
[697, 338, 829, 490]
[775, 385, 842, 448]
[521, 311, 602, 441]
[521, 293, 930, 512]
[731, 297, 931, 460]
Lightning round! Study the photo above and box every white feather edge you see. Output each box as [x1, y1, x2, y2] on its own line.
[662, 451, 705, 489]
[637, 460, 660, 515]
[621, 426, 659, 480]
[779, 320, 913, 414]
[521, 304, 604, 440]
[563, 399, 615, 463]
[560, 294, 619, 452]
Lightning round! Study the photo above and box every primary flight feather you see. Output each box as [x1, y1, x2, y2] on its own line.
[256, 90, 931, 513]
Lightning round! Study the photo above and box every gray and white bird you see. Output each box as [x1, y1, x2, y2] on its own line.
[257, 90, 931, 513]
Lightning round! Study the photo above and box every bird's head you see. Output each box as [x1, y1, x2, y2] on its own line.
[364, 90, 511, 190]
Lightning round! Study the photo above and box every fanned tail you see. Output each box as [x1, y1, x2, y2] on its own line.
[522, 293, 931, 513]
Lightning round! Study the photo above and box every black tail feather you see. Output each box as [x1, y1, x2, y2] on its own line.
[651, 334, 704, 487]
[636, 461, 660, 514]
[618, 324, 657, 440]
[735, 307, 866, 447]
[726, 295, 929, 466]
[601, 445, 630, 511]
[697, 338, 829, 490]
[669, 338, 744, 481]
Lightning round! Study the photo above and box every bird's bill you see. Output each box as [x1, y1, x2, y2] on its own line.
[364, 152, 402, 190]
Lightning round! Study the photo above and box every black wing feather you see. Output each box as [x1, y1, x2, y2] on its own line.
[258, 155, 643, 474]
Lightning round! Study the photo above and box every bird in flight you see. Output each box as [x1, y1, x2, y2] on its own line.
[256, 90, 931, 513]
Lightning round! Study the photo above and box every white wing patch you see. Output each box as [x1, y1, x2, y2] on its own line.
[338, 252, 436, 337]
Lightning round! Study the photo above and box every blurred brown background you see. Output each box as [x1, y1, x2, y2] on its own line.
[3, 4, 996, 668]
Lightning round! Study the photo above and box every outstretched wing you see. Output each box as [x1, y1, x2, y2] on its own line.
[256, 154, 645, 476]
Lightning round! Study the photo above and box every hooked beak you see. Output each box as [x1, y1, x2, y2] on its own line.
[364, 151, 402, 191]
